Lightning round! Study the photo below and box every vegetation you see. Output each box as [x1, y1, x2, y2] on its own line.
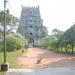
[42, 26, 48, 37]
[0, 9, 19, 25]
[58, 24, 75, 53]
[0, 49, 27, 75]
[0, 33, 27, 75]
[0, 10, 19, 34]
[42, 35, 58, 50]
[42, 25, 75, 54]
[0, 33, 26, 51]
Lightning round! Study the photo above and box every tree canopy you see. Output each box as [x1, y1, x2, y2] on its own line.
[42, 25, 75, 54]
[0, 10, 19, 25]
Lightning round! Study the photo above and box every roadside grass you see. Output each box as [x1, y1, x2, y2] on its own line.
[0, 49, 27, 75]
[0, 71, 3, 75]
[0, 51, 4, 75]
[46, 46, 75, 53]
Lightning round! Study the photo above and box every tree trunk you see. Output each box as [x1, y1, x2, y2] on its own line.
[61, 47, 63, 52]
[65, 45, 68, 53]
[71, 43, 74, 54]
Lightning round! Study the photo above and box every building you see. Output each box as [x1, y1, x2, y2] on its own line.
[17, 6, 47, 47]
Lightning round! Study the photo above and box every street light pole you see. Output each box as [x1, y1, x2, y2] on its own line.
[1, 0, 9, 71]
[4, 0, 7, 63]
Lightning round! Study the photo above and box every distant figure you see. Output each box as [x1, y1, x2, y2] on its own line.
[36, 57, 42, 64]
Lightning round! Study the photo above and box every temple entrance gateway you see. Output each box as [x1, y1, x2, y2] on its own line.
[29, 38, 34, 47]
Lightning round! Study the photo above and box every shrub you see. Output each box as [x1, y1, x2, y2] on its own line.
[1, 33, 26, 51]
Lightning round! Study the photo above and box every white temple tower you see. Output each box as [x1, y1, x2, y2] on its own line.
[18, 6, 47, 47]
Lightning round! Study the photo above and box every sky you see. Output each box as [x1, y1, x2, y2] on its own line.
[0, 0, 75, 34]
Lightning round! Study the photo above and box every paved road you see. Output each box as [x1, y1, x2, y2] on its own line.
[4, 68, 75, 75]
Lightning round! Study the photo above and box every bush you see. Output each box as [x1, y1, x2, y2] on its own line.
[1, 33, 26, 51]
[41, 36, 51, 49]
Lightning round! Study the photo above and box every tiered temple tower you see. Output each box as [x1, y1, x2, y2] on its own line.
[18, 6, 47, 46]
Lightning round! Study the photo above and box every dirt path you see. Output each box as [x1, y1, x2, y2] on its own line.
[18, 48, 75, 68]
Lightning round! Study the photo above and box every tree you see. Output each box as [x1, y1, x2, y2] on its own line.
[0, 10, 19, 25]
[41, 35, 58, 50]
[41, 36, 51, 49]
[0, 10, 19, 33]
[51, 28, 63, 51]
[41, 29, 63, 51]
[58, 24, 75, 53]
[52, 28, 63, 38]
[42, 26, 48, 37]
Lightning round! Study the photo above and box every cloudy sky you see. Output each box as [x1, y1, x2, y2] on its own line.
[0, 0, 75, 34]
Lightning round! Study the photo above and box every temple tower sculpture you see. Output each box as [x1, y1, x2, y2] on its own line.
[18, 6, 47, 46]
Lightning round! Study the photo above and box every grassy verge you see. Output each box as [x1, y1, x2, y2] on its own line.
[0, 49, 27, 75]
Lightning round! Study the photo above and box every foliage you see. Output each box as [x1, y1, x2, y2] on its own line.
[42, 26, 48, 37]
[0, 49, 27, 75]
[58, 24, 75, 53]
[0, 33, 25, 51]
[41, 36, 51, 49]
[42, 29, 63, 50]
[0, 10, 19, 25]
[0, 10, 19, 34]
[52, 28, 63, 38]
[42, 25, 75, 54]
[41, 35, 58, 50]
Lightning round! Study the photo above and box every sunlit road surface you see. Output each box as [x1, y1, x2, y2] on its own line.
[18, 48, 75, 68]
[4, 68, 75, 75]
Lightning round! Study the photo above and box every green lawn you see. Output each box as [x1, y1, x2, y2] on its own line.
[0, 49, 27, 75]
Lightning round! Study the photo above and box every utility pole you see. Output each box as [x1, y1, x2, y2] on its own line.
[1, 0, 9, 71]
[4, 0, 7, 63]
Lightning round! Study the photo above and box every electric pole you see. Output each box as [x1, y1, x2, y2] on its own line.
[1, 0, 9, 71]
[4, 0, 7, 63]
